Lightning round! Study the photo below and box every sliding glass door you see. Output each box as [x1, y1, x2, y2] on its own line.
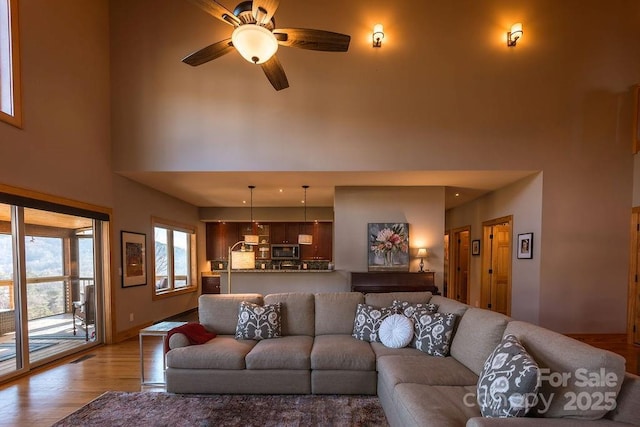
[0, 203, 107, 380]
[0, 203, 21, 377]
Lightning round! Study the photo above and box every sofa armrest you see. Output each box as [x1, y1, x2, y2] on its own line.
[605, 372, 640, 425]
[168, 332, 190, 350]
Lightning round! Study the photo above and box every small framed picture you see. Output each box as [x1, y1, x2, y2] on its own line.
[471, 240, 480, 256]
[517, 233, 533, 259]
[121, 231, 147, 287]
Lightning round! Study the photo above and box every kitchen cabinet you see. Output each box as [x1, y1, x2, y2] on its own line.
[207, 221, 333, 261]
[206, 222, 239, 260]
[300, 222, 333, 260]
[270, 222, 301, 244]
[201, 275, 221, 294]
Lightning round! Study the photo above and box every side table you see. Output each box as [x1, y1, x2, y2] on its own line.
[139, 321, 187, 385]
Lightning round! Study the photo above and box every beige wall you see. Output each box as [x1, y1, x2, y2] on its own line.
[111, 176, 206, 332]
[108, 0, 639, 333]
[446, 173, 543, 325]
[1, 0, 638, 336]
[0, 1, 207, 337]
[334, 187, 446, 286]
[0, 0, 112, 206]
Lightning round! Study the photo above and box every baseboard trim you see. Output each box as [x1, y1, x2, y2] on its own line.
[114, 322, 153, 343]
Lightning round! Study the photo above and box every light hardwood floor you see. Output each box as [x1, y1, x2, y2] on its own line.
[0, 337, 165, 427]
[0, 332, 637, 427]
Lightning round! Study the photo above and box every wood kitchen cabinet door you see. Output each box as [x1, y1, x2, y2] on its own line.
[300, 222, 333, 260]
[271, 222, 300, 244]
[206, 222, 240, 260]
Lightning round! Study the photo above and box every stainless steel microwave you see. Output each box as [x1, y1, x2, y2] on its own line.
[271, 244, 300, 260]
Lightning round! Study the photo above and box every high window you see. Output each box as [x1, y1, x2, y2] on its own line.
[152, 218, 196, 297]
[0, 0, 21, 127]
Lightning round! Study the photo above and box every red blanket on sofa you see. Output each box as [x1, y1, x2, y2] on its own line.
[165, 323, 216, 353]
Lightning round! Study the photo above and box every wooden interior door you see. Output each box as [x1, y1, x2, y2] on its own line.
[629, 209, 640, 344]
[481, 216, 512, 315]
[450, 227, 470, 303]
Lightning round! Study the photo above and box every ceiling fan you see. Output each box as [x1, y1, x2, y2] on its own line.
[182, 0, 351, 91]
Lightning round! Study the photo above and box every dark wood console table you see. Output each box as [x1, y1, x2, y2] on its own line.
[350, 271, 438, 294]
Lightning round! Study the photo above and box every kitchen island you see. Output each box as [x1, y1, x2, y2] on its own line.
[219, 269, 350, 294]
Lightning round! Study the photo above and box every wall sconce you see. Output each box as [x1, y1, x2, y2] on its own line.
[372, 24, 384, 48]
[416, 248, 427, 273]
[507, 23, 523, 47]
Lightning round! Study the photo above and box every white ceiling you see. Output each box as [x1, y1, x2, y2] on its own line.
[119, 170, 537, 209]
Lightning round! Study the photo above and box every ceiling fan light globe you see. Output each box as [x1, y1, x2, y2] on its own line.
[232, 24, 278, 64]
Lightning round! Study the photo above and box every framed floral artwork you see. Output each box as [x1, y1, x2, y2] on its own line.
[368, 223, 410, 271]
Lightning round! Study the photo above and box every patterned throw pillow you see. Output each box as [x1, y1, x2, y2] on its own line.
[235, 301, 282, 341]
[411, 310, 458, 356]
[352, 304, 398, 342]
[392, 300, 439, 317]
[477, 334, 540, 418]
[379, 314, 414, 348]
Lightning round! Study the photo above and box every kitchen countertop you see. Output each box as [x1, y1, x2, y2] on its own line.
[217, 269, 335, 273]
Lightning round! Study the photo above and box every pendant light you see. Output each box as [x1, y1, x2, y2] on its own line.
[298, 185, 313, 245]
[244, 185, 259, 246]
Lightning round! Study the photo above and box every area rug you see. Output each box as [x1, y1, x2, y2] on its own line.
[0, 342, 57, 362]
[52, 391, 389, 427]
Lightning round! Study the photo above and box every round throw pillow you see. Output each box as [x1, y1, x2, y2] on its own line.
[379, 314, 413, 348]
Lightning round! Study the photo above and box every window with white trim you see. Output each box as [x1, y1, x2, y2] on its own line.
[152, 219, 196, 297]
[0, 0, 21, 127]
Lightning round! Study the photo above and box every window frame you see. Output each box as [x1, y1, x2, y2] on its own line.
[0, 0, 22, 128]
[151, 217, 197, 299]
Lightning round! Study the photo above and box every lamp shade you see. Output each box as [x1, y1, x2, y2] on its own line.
[231, 250, 255, 269]
[510, 22, 523, 39]
[244, 234, 260, 246]
[417, 248, 427, 257]
[298, 234, 313, 245]
[232, 25, 278, 64]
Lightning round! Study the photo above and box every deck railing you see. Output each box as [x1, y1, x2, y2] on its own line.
[0, 277, 94, 321]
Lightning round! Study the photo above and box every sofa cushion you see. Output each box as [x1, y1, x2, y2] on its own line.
[504, 321, 625, 420]
[314, 292, 364, 336]
[364, 291, 432, 308]
[199, 294, 263, 335]
[379, 314, 414, 348]
[264, 292, 315, 336]
[412, 311, 458, 356]
[392, 383, 480, 427]
[370, 341, 425, 359]
[235, 301, 282, 340]
[352, 303, 398, 342]
[477, 334, 540, 418]
[393, 300, 438, 317]
[166, 335, 256, 369]
[311, 334, 376, 371]
[429, 295, 470, 317]
[245, 335, 313, 370]
[377, 355, 478, 388]
[450, 308, 510, 375]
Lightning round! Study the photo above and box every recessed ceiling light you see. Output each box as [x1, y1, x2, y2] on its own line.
[242, 200, 247, 204]
[279, 188, 283, 193]
[455, 193, 460, 197]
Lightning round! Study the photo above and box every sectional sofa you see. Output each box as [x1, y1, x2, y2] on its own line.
[165, 292, 640, 426]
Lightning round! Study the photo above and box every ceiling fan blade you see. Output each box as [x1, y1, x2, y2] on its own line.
[186, 0, 241, 26]
[252, 0, 279, 25]
[273, 28, 351, 52]
[261, 55, 289, 91]
[182, 39, 234, 66]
